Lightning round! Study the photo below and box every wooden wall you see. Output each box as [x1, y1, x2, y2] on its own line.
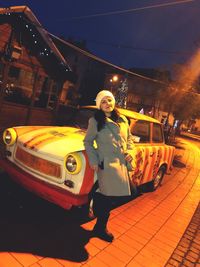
[0, 102, 53, 132]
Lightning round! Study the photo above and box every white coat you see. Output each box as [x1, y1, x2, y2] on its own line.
[83, 115, 134, 196]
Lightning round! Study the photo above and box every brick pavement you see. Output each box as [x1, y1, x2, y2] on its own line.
[165, 202, 200, 267]
[0, 138, 200, 267]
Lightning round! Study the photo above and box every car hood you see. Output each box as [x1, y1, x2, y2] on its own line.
[15, 126, 86, 159]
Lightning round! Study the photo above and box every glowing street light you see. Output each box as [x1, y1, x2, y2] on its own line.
[112, 75, 118, 82]
[109, 75, 119, 93]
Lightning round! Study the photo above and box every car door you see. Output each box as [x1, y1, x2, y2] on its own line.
[129, 119, 156, 186]
[150, 122, 165, 181]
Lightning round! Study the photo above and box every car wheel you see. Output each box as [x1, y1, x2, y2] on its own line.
[88, 198, 95, 219]
[80, 197, 95, 219]
[150, 166, 166, 191]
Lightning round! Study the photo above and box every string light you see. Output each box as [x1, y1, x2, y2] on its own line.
[0, 10, 75, 74]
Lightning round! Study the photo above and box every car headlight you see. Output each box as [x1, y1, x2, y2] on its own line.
[3, 128, 17, 146]
[65, 153, 82, 174]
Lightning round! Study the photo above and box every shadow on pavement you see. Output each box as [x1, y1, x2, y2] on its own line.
[173, 155, 186, 168]
[174, 145, 185, 150]
[0, 174, 92, 262]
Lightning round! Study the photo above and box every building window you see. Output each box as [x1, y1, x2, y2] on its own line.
[4, 67, 34, 105]
[0, 62, 4, 81]
[8, 66, 20, 79]
[35, 77, 60, 109]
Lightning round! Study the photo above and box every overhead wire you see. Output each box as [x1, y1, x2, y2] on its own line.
[59, 0, 195, 21]
[49, 32, 167, 85]
[49, 34, 200, 97]
[65, 37, 193, 55]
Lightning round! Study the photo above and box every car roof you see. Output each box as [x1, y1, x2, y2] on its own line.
[80, 106, 161, 124]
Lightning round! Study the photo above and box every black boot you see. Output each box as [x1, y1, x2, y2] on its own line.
[93, 223, 114, 242]
[92, 193, 114, 242]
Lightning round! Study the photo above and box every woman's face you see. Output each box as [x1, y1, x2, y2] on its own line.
[100, 96, 115, 114]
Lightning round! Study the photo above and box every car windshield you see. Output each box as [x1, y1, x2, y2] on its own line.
[66, 108, 95, 129]
[63, 106, 136, 130]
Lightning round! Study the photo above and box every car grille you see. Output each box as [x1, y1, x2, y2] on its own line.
[15, 147, 61, 178]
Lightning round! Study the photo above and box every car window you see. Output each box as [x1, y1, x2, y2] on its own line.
[131, 120, 150, 143]
[152, 123, 164, 143]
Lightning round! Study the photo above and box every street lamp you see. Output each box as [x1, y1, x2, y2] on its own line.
[112, 75, 118, 82]
[110, 75, 118, 93]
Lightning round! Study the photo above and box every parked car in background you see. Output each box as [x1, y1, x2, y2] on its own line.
[0, 106, 175, 211]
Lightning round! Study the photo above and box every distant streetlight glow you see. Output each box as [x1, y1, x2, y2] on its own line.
[109, 75, 119, 93]
[113, 75, 118, 82]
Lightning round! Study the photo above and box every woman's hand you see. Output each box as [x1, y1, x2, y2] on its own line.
[124, 153, 133, 163]
[91, 164, 99, 172]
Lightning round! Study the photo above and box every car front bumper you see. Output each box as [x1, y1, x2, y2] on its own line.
[0, 158, 88, 210]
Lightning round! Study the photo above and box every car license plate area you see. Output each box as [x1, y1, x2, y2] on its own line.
[15, 147, 61, 178]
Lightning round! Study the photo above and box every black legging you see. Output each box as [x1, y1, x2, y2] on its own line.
[93, 192, 112, 229]
[93, 192, 111, 217]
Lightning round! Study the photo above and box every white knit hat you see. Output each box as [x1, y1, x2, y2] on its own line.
[95, 90, 115, 109]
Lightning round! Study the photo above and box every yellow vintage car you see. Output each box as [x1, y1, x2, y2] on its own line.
[0, 106, 175, 210]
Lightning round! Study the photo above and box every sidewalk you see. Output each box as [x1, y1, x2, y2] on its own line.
[0, 138, 199, 267]
[180, 132, 200, 142]
[165, 202, 200, 267]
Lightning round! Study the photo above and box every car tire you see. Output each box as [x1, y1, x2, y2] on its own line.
[81, 181, 98, 219]
[80, 197, 95, 220]
[149, 166, 166, 191]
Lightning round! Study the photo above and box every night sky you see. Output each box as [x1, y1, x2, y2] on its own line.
[1, 0, 200, 71]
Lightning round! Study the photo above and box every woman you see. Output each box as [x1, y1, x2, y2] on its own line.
[83, 90, 134, 242]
